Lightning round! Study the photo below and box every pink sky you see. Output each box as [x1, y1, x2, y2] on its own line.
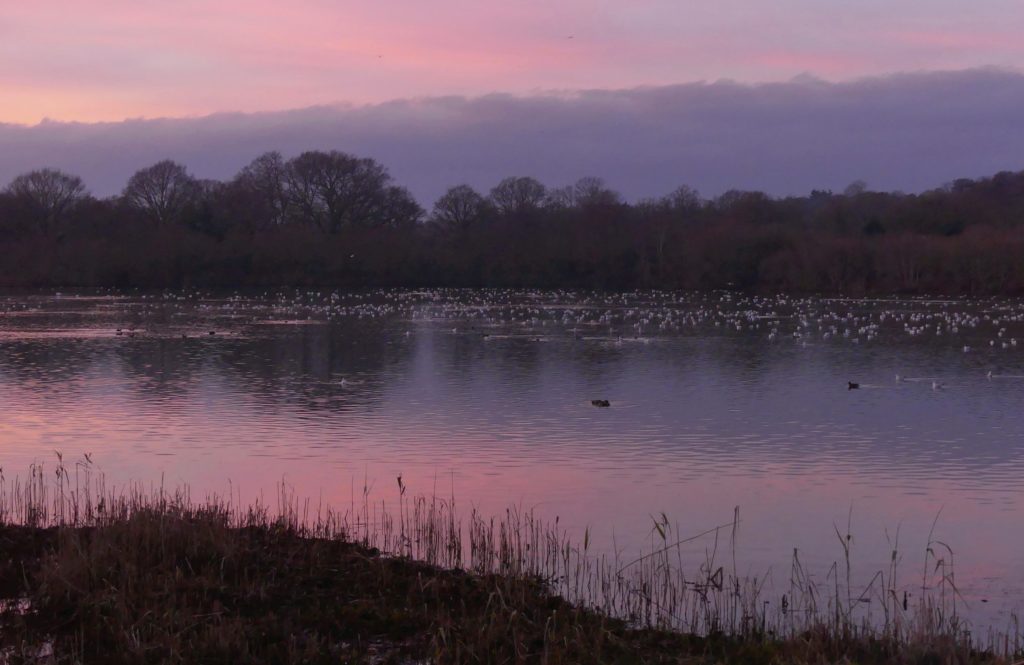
[2, 0, 1023, 125]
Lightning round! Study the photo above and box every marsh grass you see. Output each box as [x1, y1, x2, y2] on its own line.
[0, 456, 1018, 664]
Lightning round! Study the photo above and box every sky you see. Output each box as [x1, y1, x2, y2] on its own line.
[2, 1, 1023, 200]
[3, 0, 1024, 124]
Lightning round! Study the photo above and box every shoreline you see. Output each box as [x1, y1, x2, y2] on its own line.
[0, 465, 1017, 663]
[0, 516, 1006, 664]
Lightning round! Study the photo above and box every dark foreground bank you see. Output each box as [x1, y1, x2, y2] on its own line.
[0, 509, 1008, 664]
[0, 457, 1017, 663]
[0, 513, 718, 664]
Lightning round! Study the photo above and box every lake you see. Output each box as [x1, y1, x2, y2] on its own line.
[1, 289, 1022, 629]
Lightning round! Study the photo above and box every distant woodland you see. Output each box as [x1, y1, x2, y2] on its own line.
[2, 151, 1024, 294]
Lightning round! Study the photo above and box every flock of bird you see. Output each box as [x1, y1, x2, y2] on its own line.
[66, 288, 1024, 338]
[13, 289, 1024, 391]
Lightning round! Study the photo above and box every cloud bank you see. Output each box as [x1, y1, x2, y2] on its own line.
[6, 0, 1024, 123]
[1, 68, 1022, 204]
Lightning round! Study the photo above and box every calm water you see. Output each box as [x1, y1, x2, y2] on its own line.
[1, 289, 1022, 627]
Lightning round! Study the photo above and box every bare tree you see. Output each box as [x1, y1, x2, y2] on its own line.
[284, 151, 398, 233]
[544, 177, 619, 210]
[5, 168, 88, 234]
[489, 176, 546, 216]
[431, 185, 489, 233]
[843, 180, 868, 197]
[665, 185, 702, 213]
[377, 186, 424, 230]
[572, 176, 620, 207]
[234, 151, 290, 227]
[122, 160, 200, 226]
[544, 185, 576, 210]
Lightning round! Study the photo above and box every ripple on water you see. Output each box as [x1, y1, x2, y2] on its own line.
[0, 289, 1022, 626]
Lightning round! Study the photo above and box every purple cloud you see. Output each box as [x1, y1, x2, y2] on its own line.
[1, 68, 1022, 204]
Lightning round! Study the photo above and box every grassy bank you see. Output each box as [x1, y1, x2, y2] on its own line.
[0, 513, 702, 663]
[0, 461, 1018, 663]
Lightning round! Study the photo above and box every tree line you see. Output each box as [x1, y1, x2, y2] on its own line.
[2, 150, 1024, 294]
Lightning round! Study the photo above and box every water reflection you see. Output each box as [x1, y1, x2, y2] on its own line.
[0, 289, 1022, 626]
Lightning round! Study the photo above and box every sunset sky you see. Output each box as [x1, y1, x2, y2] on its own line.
[3, 0, 1024, 125]
[3, 2, 1024, 201]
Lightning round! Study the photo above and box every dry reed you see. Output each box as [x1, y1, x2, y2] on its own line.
[0, 455, 1017, 664]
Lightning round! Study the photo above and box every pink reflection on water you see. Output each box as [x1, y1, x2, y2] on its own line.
[1, 290, 1023, 631]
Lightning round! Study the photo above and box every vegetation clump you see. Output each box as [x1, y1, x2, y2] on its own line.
[0, 461, 1017, 663]
[3, 155, 1024, 293]
[2, 514, 687, 663]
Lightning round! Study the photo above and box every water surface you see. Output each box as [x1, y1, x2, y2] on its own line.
[1, 289, 1022, 628]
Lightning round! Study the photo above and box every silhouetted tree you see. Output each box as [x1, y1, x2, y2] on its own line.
[572, 177, 621, 208]
[284, 151, 408, 233]
[844, 180, 868, 197]
[4, 168, 88, 235]
[122, 160, 200, 226]
[233, 151, 290, 228]
[544, 185, 574, 210]
[545, 177, 620, 210]
[431, 185, 490, 233]
[665, 185, 703, 214]
[489, 177, 546, 217]
[0, 153, 1023, 294]
[376, 185, 423, 229]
